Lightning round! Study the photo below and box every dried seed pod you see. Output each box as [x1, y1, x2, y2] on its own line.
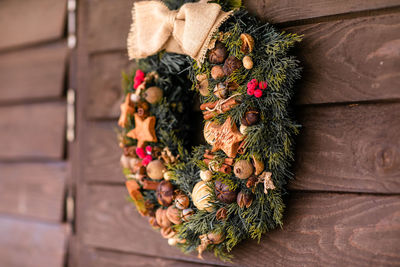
[160, 226, 176, 239]
[196, 73, 207, 82]
[146, 160, 166, 180]
[246, 175, 258, 189]
[182, 208, 194, 222]
[175, 192, 189, 210]
[137, 101, 149, 119]
[192, 181, 213, 211]
[197, 79, 210, 96]
[208, 42, 228, 64]
[252, 155, 265, 175]
[200, 170, 213, 182]
[166, 205, 182, 225]
[223, 56, 242, 76]
[155, 208, 171, 228]
[237, 191, 253, 208]
[214, 83, 228, 99]
[240, 33, 255, 54]
[144, 86, 163, 104]
[233, 160, 254, 179]
[205, 232, 224, 244]
[216, 207, 228, 221]
[241, 108, 260, 126]
[156, 180, 174, 206]
[242, 56, 253, 69]
[214, 180, 237, 204]
[211, 65, 225, 80]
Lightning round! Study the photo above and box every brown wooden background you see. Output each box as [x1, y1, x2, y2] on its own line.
[1, 0, 399, 266]
[0, 0, 69, 267]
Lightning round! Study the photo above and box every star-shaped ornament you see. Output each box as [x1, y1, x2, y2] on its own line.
[204, 116, 244, 158]
[118, 94, 135, 128]
[127, 114, 157, 147]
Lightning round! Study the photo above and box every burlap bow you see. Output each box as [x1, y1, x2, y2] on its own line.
[127, 1, 233, 64]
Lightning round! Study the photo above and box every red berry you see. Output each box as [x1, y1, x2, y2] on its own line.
[145, 145, 152, 154]
[259, 81, 267, 90]
[250, 79, 258, 87]
[142, 155, 152, 166]
[254, 89, 263, 98]
[136, 147, 145, 159]
[247, 81, 256, 91]
[135, 69, 145, 80]
[247, 88, 255, 96]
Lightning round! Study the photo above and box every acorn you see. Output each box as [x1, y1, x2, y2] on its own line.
[243, 56, 253, 69]
[233, 160, 254, 179]
[214, 180, 237, 204]
[241, 109, 260, 126]
[200, 170, 213, 182]
[223, 56, 242, 76]
[208, 42, 227, 64]
[211, 65, 225, 80]
[144, 86, 163, 104]
[146, 160, 166, 179]
[166, 205, 182, 225]
[216, 207, 228, 221]
[182, 208, 194, 221]
[156, 180, 174, 206]
[175, 192, 189, 210]
[240, 33, 255, 54]
[214, 83, 228, 99]
[155, 208, 171, 228]
[237, 191, 253, 208]
[192, 181, 213, 211]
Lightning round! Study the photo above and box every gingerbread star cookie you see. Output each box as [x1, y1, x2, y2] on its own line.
[127, 113, 157, 147]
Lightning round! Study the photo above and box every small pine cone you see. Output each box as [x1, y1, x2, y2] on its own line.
[216, 207, 228, 221]
[237, 191, 253, 208]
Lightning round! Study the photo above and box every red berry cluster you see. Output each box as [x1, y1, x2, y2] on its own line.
[246, 79, 268, 98]
[136, 146, 153, 166]
[133, 69, 145, 89]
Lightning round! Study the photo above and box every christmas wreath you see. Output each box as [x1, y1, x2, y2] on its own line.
[118, 0, 302, 261]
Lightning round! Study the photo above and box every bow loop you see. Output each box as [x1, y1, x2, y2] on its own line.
[127, 1, 233, 64]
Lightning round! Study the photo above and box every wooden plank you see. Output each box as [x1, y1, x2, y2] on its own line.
[87, 0, 134, 53]
[85, 14, 400, 117]
[83, 103, 400, 194]
[244, 0, 400, 23]
[87, 53, 135, 119]
[85, 0, 400, 53]
[0, 162, 67, 222]
[78, 245, 216, 267]
[0, 0, 67, 50]
[0, 42, 68, 103]
[292, 13, 400, 104]
[291, 102, 400, 193]
[81, 185, 400, 266]
[0, 216, 68, 267]
[0, 102, 66, 160]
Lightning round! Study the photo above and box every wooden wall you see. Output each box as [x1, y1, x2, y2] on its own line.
[71, 0, 400, 266]
[0, 1, 69, 267]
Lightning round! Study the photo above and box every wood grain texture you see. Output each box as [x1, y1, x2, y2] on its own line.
[0, 0, 67, 50]
[0, 216, 68, 267]
[0, 42, 68, 102]
[0, 162, 66, 222]
[0, 102, 66, 160]
[244, 0, 400, 23]
[82, 103, 400, 193]
[292, 13, 400, 104]
[291, 102, 400, 193]
[87, 53, 135, 118]
[78, 246, 216, 267]
[81, 185, 400, 266]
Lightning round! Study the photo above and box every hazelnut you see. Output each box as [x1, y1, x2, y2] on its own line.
[166, 205, 182, 225]
[243, 56, 253, 69]
[200, 170, 213, 182]
[211, 65, 225, 80]
[144, 86, 163, 104]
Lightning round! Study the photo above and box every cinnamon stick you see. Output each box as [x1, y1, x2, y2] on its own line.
[142, 180, 160, 190]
